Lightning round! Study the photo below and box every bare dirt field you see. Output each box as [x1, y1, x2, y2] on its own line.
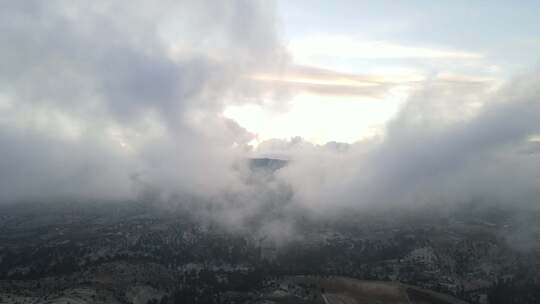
[294, 276, 468, 304]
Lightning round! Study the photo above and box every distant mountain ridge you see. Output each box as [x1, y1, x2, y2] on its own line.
[248, 158, 288, 172]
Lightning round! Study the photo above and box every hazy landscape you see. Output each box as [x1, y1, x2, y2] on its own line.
[2, 1, 540, 303]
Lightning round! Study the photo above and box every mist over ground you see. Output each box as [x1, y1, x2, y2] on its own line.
[2, 0, 540, 240]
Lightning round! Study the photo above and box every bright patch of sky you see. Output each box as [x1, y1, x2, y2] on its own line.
[224, 0, 540, 145]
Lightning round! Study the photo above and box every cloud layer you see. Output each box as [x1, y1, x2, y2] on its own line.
[2, 1, 540, 240]
[0, 0, 286, 203]
[269, 72, 540, 214]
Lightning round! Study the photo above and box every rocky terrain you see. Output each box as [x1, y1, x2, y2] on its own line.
[1, 197, 540, 304]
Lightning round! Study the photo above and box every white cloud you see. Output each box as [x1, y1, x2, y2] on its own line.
[0, 0, 286, 203]
[289, 35, 483, 61]
[2, 1, 540, 244]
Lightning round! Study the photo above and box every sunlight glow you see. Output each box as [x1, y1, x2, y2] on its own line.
[224, 89, 408, 145]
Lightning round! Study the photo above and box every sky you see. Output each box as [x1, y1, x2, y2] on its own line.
[225, 0, 540, 144]
[2, 1, 540, 235]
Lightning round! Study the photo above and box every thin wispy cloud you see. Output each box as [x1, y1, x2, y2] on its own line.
[289, 35, 483, 60]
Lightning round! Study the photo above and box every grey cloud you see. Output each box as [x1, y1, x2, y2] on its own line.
[3, 0, 540, 246]
[0, 127, 134, 203]
[271, 71, 540, 215]
[0, 0, 286, 204]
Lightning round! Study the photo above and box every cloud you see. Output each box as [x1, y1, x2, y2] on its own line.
[289, 35, 483, 60]
[2, 0, 540, 246]
[247, 64, 495, 99]
[249, 77, 389, 98]
[0, 0, 286, 203]
[261, 71, 540, 216]
[284, 65, 425, 84]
